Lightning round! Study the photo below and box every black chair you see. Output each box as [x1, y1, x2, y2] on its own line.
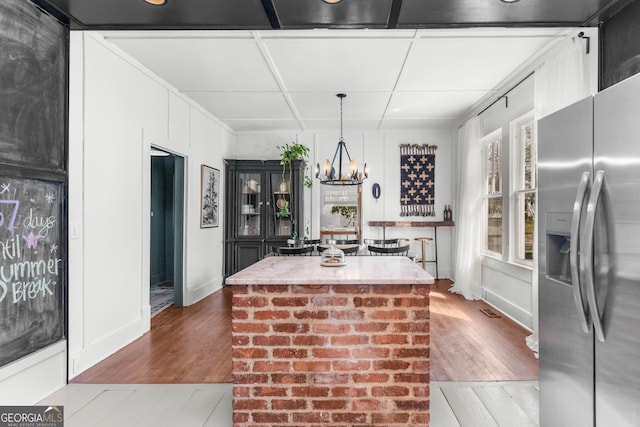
[340, 245, 360, 256]
[277, 245, 315, 256]
[303, 239, 321, 253]
[332, 239, 360, 245]
[365, 238, 410, 255]
[319, 239, 361, 255]
[364, 238, 401, 247]
[367, 244, 410, 256]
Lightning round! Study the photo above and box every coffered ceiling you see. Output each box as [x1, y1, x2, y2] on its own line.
[103, 28, 575, 131]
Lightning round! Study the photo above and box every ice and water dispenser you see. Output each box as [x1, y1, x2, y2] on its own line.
[545, 212, 574, 284]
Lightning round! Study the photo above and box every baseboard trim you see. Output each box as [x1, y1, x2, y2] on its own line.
[186, 276, 223, 306]
[483, 289, 533, 331]
[69, 315, 148, 379]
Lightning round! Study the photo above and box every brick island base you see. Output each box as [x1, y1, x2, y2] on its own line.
[231, 283, 430, 426]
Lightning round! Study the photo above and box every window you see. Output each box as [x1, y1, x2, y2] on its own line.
[483, 131, 503, 256]
[512, 113, 536, 264]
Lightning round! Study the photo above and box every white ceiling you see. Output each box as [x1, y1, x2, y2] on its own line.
[103, 28, 573, 133]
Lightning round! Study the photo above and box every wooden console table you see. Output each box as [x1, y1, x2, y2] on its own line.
[319, 228, 359, 241]
[367, 221, 455, 279]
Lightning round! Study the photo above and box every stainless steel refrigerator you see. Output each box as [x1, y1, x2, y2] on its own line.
[538, 72, 640, 426]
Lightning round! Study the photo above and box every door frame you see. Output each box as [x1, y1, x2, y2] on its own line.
[150, 145, 186, 307]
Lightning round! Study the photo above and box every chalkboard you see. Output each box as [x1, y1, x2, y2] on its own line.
[0, 0, 67, 172]
[0, 177, 64, 368]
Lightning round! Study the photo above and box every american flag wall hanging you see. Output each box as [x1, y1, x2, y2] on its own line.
[400, 144, 437, 217]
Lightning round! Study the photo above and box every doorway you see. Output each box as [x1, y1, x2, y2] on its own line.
[150, 148, 185, 316]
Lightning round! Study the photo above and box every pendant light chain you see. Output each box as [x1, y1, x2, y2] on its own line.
[340, 94, 344, 141]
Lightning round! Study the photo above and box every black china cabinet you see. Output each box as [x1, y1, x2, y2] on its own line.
[224, 159, 305, 278]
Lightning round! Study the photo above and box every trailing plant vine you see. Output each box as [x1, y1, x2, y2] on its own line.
[277, 142, 313, 189]
[276, 142, 312, 238]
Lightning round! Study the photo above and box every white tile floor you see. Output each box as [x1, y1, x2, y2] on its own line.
[39, 384, 232, 427]
[39, 381, 538, 426]
[431, 381, 539, 427]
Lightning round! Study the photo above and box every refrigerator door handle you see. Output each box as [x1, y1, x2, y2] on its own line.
[570, 171, 591, 333]
[583, 169, 606, 342]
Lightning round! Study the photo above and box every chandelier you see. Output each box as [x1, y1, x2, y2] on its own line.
[316, 93, 368, 185]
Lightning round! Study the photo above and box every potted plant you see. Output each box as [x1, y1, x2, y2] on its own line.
[277, 142, 312, 189]
[276, 143, 312, 239]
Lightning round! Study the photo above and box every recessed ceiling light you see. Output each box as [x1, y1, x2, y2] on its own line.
[144, 0, 166, 5]
[500, 0, 520, 3]
[322, 0, 343, 4]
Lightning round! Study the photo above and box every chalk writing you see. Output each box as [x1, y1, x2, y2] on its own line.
[0, 236, 20, 261]
[23, 232, 40, 249]
[0, 177, 64, 368]
[0, 200, 20, 231]
[16, 209, 57, 238]
[0, 256, 61, 303]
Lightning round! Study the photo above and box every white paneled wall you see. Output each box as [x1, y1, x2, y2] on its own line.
[234, 128, 455, 279]
[482, 258, 534, 328]
[66, 32, 233, 380]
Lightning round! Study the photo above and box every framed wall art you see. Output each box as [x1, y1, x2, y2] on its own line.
[201, 164, 219, 228]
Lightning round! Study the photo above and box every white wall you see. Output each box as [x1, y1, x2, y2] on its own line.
[234, 128, 455, 279]
[67, 32, 233, 379]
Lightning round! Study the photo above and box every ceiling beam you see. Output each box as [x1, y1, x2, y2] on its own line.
[260, 0, 281, 29]
[30, 0, 71, 27]
[388, 0, 403, 29]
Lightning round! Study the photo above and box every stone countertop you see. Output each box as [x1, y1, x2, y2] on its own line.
[226, 255, 434, 285]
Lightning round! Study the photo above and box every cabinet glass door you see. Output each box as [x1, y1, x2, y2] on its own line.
[269, 170, 292, 238]
[237, 172, 262, 237]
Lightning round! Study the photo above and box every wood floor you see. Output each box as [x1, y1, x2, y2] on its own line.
[429, 280, 538, 381]
[72, 285, 233, 383]
[61, 279, 540, 425]
[73, 279, 537, 383]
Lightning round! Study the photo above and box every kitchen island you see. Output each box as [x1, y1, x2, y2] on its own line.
[226, 256, 434, 426]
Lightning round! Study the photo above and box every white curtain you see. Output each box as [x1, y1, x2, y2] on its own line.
[528, 36, 592, 356]
[535, 36, 591, 119]
[451, 116, 482, 300]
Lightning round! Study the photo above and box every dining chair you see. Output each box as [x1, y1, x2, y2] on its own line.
[277, 245, 315, 256]
[367, 244, 410, 256]
[319, 239, 361, 255]
[340, 245, 360, 256]
[363, 238, 401, 247]
[303, 239, 321, 253]
[365, 238, 410, 255]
